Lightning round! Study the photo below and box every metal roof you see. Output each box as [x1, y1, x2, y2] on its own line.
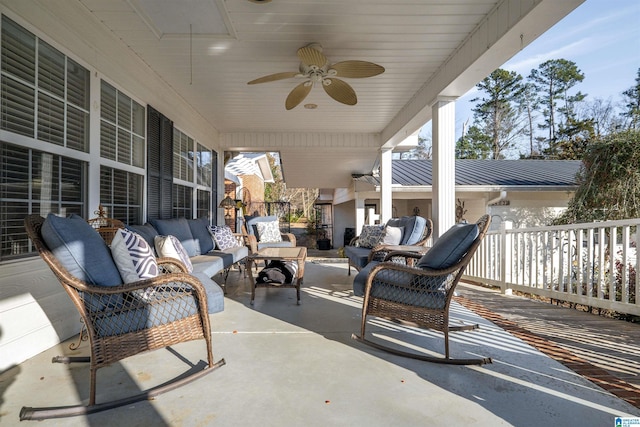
[357, 159, 582, 189]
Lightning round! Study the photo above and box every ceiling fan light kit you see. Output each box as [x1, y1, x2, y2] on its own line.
[248, 43, 384, 110]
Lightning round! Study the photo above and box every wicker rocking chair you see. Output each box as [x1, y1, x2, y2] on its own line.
[352, 215, 492, 365]
[21, 215, 225, 420]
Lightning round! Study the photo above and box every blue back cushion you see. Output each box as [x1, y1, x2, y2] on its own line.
[386, 216, 427, 245]
[126, 223, 159, 253]
[41, 213, 122, 287]
[417, 223, 478, 270]
[188, 217, 214, 254]
[149, 217, 198, 256]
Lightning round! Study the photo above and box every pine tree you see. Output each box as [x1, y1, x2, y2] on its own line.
[621, 68, 640, 130]
[468, 69, 525, 159]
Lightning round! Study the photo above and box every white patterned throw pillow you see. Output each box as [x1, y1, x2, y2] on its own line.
[358, 225, 385, 248]
[154, 235, 193, 273]
[110, 228, 159, 283]
[208, 225, 241, 250]
[255, 220, 283, 243]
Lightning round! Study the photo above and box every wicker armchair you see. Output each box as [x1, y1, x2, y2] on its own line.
[21, 215, 225, 420]
[352, 215, 492, 365]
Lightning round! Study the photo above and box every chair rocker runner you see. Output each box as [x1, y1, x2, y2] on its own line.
[352, 215, 492, 365]
[21, 215, 225, 420]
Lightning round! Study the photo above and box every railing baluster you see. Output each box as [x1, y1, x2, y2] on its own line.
[463, 218, 640, 317]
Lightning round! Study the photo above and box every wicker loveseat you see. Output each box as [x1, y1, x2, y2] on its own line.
[344, 216, 432, 275]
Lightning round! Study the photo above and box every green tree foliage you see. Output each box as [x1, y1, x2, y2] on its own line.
[467, 69, 525, 159]
[456, 125, 491, 159]
[528, 59, 588, 153]
[621, 68, 640, 130]
[264, 153, 286, 202]
[555, 129, 640, 223]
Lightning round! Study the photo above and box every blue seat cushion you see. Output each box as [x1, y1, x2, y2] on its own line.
[149, 218, 198, 257]
[352, 261, 380, 296]
[344, 245, 372, 270]
[192, 273, 225, 314]
[353, 261, 429, 304]
[210, 245, 248, 268]
[256, 240, 295, 251]
[190, 254, 225, 278]
[188, 217, 214, 254]
[417, 223, 478, 270]
[41, 213, 122, 287]
[93, 289, 199, 337]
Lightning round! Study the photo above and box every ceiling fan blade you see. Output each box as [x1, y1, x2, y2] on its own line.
[297, 46, 328, 68]
[247, 71, 299, 85]
[285, 81, 312, 110]
[323, 78, 357, 106]
[330, 61, 385, 78]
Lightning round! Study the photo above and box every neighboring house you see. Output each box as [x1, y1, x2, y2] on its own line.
[331, 159, 581, 246]
[223, 153, 274, 231]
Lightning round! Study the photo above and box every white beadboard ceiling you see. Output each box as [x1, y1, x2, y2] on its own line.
[76, 0, 583, 188]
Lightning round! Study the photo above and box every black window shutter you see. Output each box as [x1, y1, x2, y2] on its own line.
[146, 106, 173, 220]
[211, 149, 218, 224]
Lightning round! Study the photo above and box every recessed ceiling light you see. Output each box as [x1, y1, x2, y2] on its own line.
[247, 0, 272, 3]
[304, 104, 317, 109]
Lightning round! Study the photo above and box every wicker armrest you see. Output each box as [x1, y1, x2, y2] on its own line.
[382, 250, 424, 262]
[281, 232, 296, 246]
[245, 234, 259, 253]
[157, 257, 189, 273]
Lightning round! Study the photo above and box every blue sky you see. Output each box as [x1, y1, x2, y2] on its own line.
[420, 0, 640, 150]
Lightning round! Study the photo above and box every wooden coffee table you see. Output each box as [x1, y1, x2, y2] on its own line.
[246, 246, 307, 305]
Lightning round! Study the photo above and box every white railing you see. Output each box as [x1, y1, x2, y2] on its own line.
[464, 219, 640, 317]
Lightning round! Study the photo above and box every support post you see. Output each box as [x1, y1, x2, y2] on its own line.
[379, 147, 393, 223]
[432, 98, 456, 239]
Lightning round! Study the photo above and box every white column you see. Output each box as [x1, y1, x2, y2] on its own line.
[379, 147, 393, 223]
[432, 98, 456, 239]
[355, 197, 365, 236]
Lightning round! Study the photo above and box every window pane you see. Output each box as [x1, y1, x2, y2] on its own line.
[172, 183, 192, 218]
[117, 91, 131, 131]
[0, 143, 29, 200]
[100, 121, 116, 160]
[1, 75, 35, 137]
[37, 92, 65, 146]
[61, 157, 84, 202]
[100, 81, 116, 123]
[37, 39, 64, 98]
[1, 141, 86, 260]
[197, 189, 210, 219]
[1, 16, 36, 84]
[113, 169, 128, 205]
[66, 58, 89, 109]
[100, 165, 142, 224]
[117, 128, 131, 164]
[66, 104, 88, 152]
[0, 201, 29, 257]
[132, 134, 145, 168]
[132, 100, 145, 136]
[197, 144, 212, 187]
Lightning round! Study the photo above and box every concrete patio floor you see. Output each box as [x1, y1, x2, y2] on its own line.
[1, 258, 640, 426]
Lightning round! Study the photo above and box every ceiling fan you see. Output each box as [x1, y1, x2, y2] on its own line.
[247, 43, 385, 110]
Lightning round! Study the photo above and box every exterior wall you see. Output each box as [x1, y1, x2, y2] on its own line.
[0, 2, 225, 370]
